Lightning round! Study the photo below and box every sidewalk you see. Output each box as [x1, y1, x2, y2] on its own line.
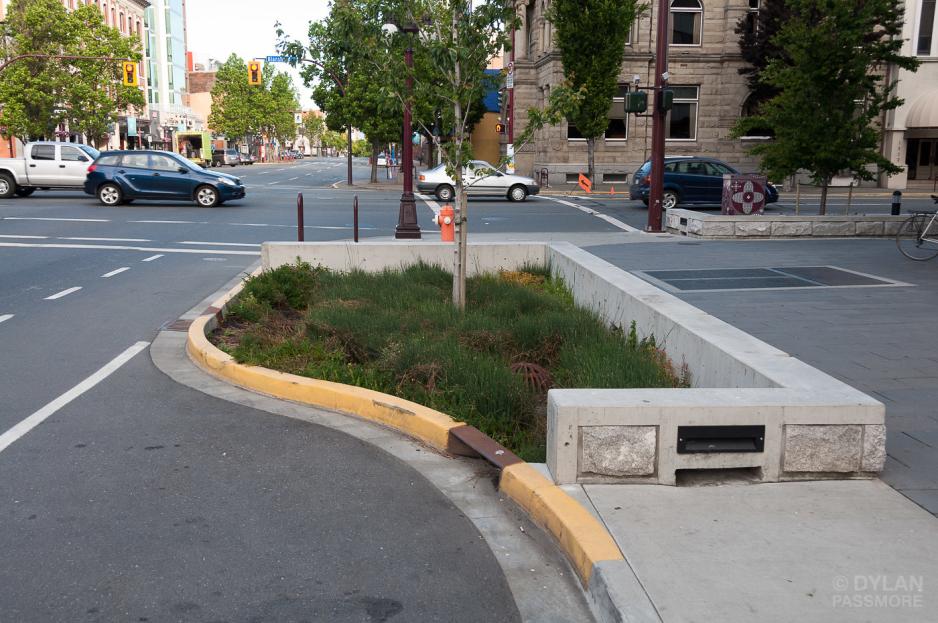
[567, 478, 938, 622]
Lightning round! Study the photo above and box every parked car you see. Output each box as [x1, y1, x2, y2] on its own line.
[417, 160, 540, 202]
[211, 148, 241, 167]
[84, 150, 246, 207]
[240, 153, 256, 165]
[0, 141, 100, 198]
[629, 156, 779, 209]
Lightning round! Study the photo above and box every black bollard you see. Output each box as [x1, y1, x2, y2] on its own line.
[891, 190, 902, 216]
[297, 193, 305, 241]
[353, 195, 359, 243]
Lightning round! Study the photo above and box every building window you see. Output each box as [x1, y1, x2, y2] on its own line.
[666, 86, 699, 140]
[919, 0, 936, 56]
[670, 0, 702, 46]
[743, 0, 759, 35]
[606, 84, 630, 141]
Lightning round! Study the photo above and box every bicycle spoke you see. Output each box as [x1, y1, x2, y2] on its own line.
[897, 215, 938, 261]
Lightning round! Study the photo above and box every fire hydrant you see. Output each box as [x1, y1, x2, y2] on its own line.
[433, 204, 455, 242]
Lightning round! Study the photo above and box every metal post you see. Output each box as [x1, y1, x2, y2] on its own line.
[647, 0, 670, 233]
[297, 193, 304, 241]
[892, 190, 902, 216]
[347, 125, 353, 186]
[846, 183, 853, 215]
[795, 182, 801, 215]
[353, 194, 359, 243]
[395, 32, 421, 239]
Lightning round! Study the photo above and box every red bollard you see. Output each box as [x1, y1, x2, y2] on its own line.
[297, 193, 304, 242]
[353, 195, 359, 243]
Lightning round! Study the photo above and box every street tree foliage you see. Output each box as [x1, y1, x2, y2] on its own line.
[735, 0, 789, 120]
[547, 0, 642, 184]
[0, 0, 144, 146]
[209, 55, 298, 149]
[733, 0, 918, 214]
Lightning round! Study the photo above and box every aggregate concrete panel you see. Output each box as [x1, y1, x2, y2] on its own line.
[579, 426, 657, 477]
[783, 425, 863, 473]
[735, 221, 771, 237]
[771, 221, 813, 237]
[856, 221, 886, 237]
[862, 424, 888, 472]
[812, 221, 857, 236]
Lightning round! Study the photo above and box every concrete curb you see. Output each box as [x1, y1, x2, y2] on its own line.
[184, 273, 625, 588]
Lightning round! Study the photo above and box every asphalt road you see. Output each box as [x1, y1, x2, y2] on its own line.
[0, 157, 621, 622]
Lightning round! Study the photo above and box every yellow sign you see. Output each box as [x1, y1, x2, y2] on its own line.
[248, 61, 262, 86]
[578, 173, 592, 193]
[122, 61, 138, 87]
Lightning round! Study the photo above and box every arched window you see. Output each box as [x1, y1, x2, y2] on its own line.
[120, 12, 125, 33]
[670, 0, 702, 46]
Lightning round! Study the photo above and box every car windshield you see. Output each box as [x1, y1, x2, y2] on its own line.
[78, 145, 101, 160]
[166, 151, 201, 171]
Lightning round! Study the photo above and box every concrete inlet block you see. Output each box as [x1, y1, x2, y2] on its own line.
[861, 424, 887, 472]
[580, 426, 657, 477]
[783, 425, 862, 472]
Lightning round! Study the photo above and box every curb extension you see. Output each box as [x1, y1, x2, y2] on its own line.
[185, 275, 625, 586]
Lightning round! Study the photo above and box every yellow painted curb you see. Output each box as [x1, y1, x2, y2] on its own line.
[500, 463, 624, 585]
[186, 270, 625, 588]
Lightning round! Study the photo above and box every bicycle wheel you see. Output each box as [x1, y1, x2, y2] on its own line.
[897, 215, 938, 261]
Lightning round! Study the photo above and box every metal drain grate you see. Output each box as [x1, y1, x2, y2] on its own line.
[637, 266, 906, 292]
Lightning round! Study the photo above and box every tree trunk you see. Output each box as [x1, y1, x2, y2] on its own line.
[587, 136, 596, 186]
[452, 10, 466, 312]
[370, 142, 379, 184]
[819, 179, 829, 216]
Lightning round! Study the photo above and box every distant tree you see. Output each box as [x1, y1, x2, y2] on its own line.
[547, 0, 642, 184]
[736, 0, 789, 106]
[733, 0, 918, 214]
[0, 0, 142, 146]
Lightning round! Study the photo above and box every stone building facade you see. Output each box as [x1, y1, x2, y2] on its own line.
[511, 0, 766, 185]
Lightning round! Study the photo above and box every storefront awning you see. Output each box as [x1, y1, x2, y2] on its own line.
[906, 89, 938, 128]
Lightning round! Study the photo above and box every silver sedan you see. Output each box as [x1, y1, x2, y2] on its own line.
[416, 160, 540, 202]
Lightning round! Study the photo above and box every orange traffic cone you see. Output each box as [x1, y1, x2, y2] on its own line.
[609, 185, 615, 195]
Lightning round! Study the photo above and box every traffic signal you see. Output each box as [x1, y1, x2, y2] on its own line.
[495, 122, 506, 134]
[248, 61, 262, 86]
[624, 91, 647, 114]
[122, 62, 138, 87]
[660, 89, 674, 111]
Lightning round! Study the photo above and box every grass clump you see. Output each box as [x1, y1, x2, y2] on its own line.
[211, 262, 687, 461]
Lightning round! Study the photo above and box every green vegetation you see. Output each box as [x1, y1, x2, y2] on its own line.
[212, 263, 688, 461]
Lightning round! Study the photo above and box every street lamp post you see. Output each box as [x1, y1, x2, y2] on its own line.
[394, 23, 421, 240]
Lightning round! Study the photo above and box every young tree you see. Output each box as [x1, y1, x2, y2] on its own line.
[733, 0, 918, 214]
[208, 55, 259, 140]
[547, 0, 641, 184]
[389, 0, 517, 310]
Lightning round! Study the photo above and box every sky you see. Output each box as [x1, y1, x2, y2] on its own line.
[184, 0, 332, 108]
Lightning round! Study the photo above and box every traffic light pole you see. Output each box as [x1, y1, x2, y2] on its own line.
[647, 0, 670, 233]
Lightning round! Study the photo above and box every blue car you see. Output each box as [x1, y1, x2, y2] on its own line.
[629, 156, 778, 210]
[84, 150, 246, 207]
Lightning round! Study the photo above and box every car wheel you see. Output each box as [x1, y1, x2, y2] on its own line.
[0, 173, 15, 199]
[97, 183, 123, 206]
[436, 184, 455, 202]
[508, 185, 528, 202]
[195, 185, 220, 207]
[662, 190, 679, 210]
[229, 164, 236, 167]
[14, 186, 35, 197]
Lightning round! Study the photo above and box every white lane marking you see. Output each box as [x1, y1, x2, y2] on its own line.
[4, 217, 109, 223]
[289, 176, 300, 181]
[178, 241, 260, 247]
[45, 286, 82, 300]
[0, 314, 12, 325]
[0, 341, 150, 455]
[0, 234, 48, 239]
[101, 267, 131, 278]
[542, 196, 640, 233]
[228, 222, 376, 231]
[141, 254, 164, 262]
[0, 242, 259, 256]
[61, 237, 151, 243]
[415, 193, 441, 216]
[226, 222, 271, 227]
[267, 181, 279, 185]
[129, 220, 207, 224]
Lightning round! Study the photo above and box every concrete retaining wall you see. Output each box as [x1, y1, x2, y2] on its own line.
[666, 209, 906, 239]
[262, 241, 885, 486]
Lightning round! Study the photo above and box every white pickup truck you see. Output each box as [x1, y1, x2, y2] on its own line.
[0, 141, 100, 198]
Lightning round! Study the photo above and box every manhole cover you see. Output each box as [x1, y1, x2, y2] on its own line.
[637, 266, 907, 292]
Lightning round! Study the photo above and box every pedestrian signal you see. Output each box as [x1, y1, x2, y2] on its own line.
[122, 62, 138, 87]
[248, 61, 262, 86]
[495, 122, 506, 134]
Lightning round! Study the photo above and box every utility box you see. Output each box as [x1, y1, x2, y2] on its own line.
[722, 174, 768, 215]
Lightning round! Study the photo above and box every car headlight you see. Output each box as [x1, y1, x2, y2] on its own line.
[217, 177, 237, 186]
